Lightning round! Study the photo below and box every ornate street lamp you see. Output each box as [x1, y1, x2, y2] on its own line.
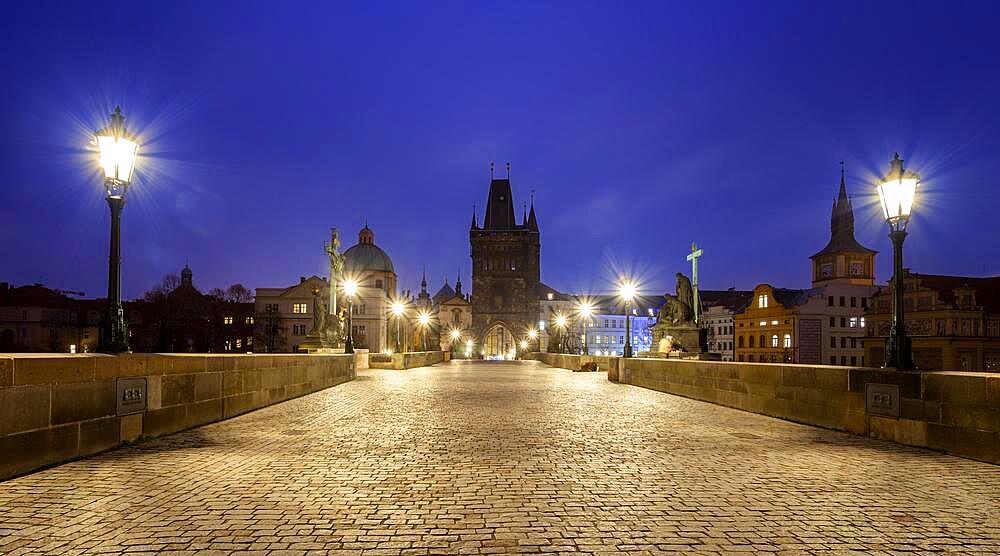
[343, 279, 358, 354]
[417, 311, 431, 351]
[95, 106, 139, 353]
[876, 153, 919, 369]
[527, 328, 538, 352]
[618, 281, 637, 358]
[391, 300, 406, 353]
[577, 301, 593, 355]
[554, 314, 568, 353]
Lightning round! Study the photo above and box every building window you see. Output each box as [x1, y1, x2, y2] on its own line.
[375, 279, 383, 289]
[839, 296, 845, 307]
[292, 324, 306, 335]
[246, 316, 254, 324]
[236, 338, 242, 349]
[850, 337, 857, 348]
[759, 335, 765, 347]
[860, 317, 866, 328]
[749, 336, 755, 348]
[849, 317, 858, 328]
[748, 354, 754, 362]
[850, 297, 857, 307]
[225, 340, 232, 351]
[292, 303, 308, 314]
[771, 320, 778, 325]
[758, 294, 768, 308]
[223, 316, 233, 325]
[759, 321, 767, 327]
[830, 317, 836, 327]
[771, 335, 779, 348]
[862, 297, 868, 308]
[841, 356, 847, 365]
[840, 337, 847, 348]
[830, 356, 836, 365]
[827, 296, 834, 307]
[783, 334, 792, 348]
[739, 336, 744, 348]
[830, 336, 836, 348]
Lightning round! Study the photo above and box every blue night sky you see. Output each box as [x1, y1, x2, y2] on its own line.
[2, 1, 999, 299]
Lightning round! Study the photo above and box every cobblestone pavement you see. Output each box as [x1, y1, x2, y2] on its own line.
[2, 360, 999, 555]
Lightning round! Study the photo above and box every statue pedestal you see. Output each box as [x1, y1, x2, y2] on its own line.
[651, 324, 706, 355]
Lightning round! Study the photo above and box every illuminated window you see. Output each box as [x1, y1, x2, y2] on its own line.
[771, 335, 778, 348]
[758, 294, 768, 308]
[245, 316, 254, 324]
[771, 320, 778, 325]
[292, 303, 308, 314]
[236, 338, 242, 349]
[223, 316, 233, 325]
[783, 334, 792, 348]
[759, 321, 767, 327]
[860, 317, 866, 328]
[849, 317, 858, 328]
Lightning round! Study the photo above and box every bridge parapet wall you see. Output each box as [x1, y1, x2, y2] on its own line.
[530, 352, 999, 464]
[0, 353, 355, 480]
[369, 351, 447, 370]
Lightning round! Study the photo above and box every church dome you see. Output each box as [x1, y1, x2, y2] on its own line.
[344, 225, 395, 274]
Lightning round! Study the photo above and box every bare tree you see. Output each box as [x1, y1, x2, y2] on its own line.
[206, 287, 227, 301]
[142, 273, 181, 303]
[226, 284, 253, 303]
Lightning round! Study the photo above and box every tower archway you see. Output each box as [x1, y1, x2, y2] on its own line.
[482, 323, 516, 360]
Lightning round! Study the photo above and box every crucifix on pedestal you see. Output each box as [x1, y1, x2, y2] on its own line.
[686, 242, 704, 325]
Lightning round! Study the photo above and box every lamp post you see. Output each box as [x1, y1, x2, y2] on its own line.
[554, 315, 568, 353]
[619, 281, 637, 358]
[577, 301, 593, 355]
[95, 106, 139, 353]
[418, 311, 431, 351]
[876, 153, 919, 369]
[528, 328, 538, 353]
[391, 300, 405, 353]
[343, 279, 358, 354]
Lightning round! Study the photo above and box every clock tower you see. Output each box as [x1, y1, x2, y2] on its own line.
[809, 166, 877, 286]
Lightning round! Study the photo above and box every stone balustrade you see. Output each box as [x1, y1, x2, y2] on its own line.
[0, 353, 355, 480]
[369, 350, 447, 370]
[529, 352, 999, 464]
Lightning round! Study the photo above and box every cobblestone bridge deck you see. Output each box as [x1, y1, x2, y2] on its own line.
[1, 360, 998, 554]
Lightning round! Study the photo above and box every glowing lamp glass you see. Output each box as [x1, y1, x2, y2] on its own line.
[450, 329, 461, 339]
[343, 280, 358, 297]
[418, 313, 430, 325]
[391, 302, 405, 316]
[619, 282, 637, 302]
[877, 177, 918, 223]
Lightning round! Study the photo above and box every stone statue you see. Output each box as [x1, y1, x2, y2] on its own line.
[651, 271, 705, 354]
[322, 228, 346, 348]
[310, 287, 327, 335]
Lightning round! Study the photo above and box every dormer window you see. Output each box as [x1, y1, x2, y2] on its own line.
[758, 294, 768, 308]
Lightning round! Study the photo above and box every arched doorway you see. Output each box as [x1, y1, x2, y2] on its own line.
[483, 323, 515, 360]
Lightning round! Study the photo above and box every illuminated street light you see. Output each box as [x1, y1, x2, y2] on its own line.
[95, 106, 139, 353]
[577, 301, 593, 355]
[343, 279, 358, 354]
[618, 280, 637, 358]
[391, 300, 406, 353]
[877, 153, 920, 369]
[554, 314, 568, 353]
[417, 311, 431, 351]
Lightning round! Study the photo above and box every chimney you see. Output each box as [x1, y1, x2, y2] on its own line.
[300, 276, 306, 283]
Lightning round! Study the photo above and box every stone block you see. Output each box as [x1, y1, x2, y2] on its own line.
[868, 415, 897, 441]
[222, 370, 242, 397]
[923, 373, 989, 406]
[234, 355, 258, 370]
[51, 380, 115, 425]
[0, 423, 78, 480]
[243, 369, 261, 392]
[146, 375, 162, 410]
[0, 357, 12, 386]
[193, 372, 222, 401]
[781, 367, 817, 389]
[120, 413, 142, 442]
[988, 375, 1000, 405]
[80, 416, 120, 456]
[814, 368, 849, 391]
[737, 365, 780, 386]
[940, 404, 1000, 432]
[165, 355, 207, 374]
[844, 410, 867, 435]
[0, 385, 50, 435]
[848, 368, 921, 398]
[13, 356, 95, 385]
[186, 399, 223, 428]
[93, 356, 122, 379]
[142, 405, 187, 437]
[266, 386, 286, 403]
[161, 374, 195, 406]
[893, 419, 928, 447]
[205, 355, 236, 372]
[224, 392, 258, 418]
[110, 354, 163, 378]
[926, 422, 1000, 464]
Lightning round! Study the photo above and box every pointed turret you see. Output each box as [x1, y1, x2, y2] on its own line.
[455, 268, 463, 296]
[810, 163, 877, 285]
[470, 204, 478, 230]
[527, 193, 538, 232]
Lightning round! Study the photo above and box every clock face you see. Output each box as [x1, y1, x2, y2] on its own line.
[820, 264, 833, 278]
[850, 262, 864, 276]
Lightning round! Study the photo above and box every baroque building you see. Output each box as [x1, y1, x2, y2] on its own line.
[734, 167, 877, 365]
[863, 272, 1000, 372]
[470, 166, 540, 358]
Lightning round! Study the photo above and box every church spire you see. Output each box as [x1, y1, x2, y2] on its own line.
[470, 204, 478, 229]
[455, 267, 462, 295]
[527, 189, 538, 231]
